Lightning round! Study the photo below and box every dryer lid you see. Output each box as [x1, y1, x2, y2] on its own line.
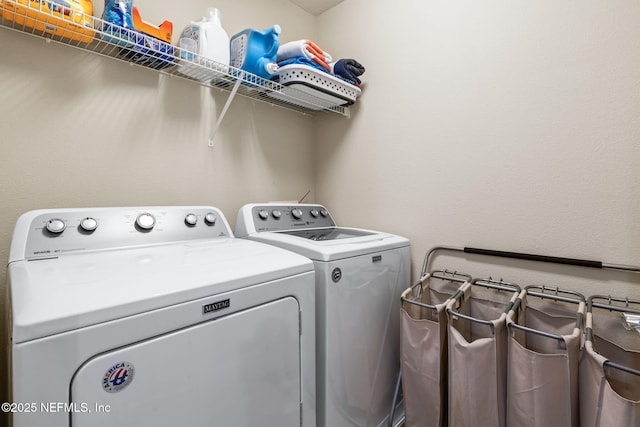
[9, 238, 313, 343]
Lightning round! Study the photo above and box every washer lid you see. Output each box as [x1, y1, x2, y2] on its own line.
[9, 238, 313, 343]
[244, 227, 410, 262]
[278, 227, 375, 241]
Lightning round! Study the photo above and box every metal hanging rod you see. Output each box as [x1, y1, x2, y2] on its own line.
[409, 269, 471, 293]
[604, 361, 640, 377]
[430, 270, 473, 284]
[422, 245, 640, 276]
[589, 295, 640, 314]
[525, 285, 586, 304]
[473, 277, 521, 293]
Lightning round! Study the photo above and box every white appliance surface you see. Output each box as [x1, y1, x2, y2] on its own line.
[236, 203, 411, 427]
[8, 206, 316, 427]
[10, 237, 309, 343]
[235, 203, 409, 262]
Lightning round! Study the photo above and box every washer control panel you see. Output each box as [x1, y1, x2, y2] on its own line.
[19, 207, 231, 260]
[252, 204, 336, 232]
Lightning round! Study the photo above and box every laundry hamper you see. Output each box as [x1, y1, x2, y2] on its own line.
[506, 286, 585, 427]
[445, 278, 520, 427]
[399, 270, 470, 427]
[580, 295, 640, 426]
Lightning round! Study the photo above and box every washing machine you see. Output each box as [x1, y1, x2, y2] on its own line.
[235, 203, 410, 427]
[7, 206, 316, 427]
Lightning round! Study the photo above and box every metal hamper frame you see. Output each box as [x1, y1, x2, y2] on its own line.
[389, 245, 640, 427]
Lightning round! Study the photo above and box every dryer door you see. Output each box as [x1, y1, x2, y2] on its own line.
[70, 297, 301, 427]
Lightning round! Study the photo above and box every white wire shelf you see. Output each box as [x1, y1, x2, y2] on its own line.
[0, 0, 351, 117]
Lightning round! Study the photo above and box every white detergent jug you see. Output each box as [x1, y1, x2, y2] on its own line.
[177, 7, 230, 81]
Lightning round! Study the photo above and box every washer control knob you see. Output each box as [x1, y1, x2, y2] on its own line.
[272, 209, 282, 219]
[291, 208, 303, 220]
[185, 213, 198, 227]
[258, 209, 269, 220]
[79, 217, 98, 232]
[320, 209, 329, 217]
[135, 213, 156, 230]
[45, 218, 66, 234]
[310, 209, 319, 217]
[204, 213, 217, 226]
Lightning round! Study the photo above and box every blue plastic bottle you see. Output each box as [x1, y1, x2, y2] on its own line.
[229, 25, 281, 79]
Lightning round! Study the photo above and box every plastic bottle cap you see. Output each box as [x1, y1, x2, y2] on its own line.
[206, 7, 221, 24]
[266, 62, 279, 75]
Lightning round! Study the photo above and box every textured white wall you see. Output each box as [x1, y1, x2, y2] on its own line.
[3, 0, 640, 418]
[0, 0, 317, 412]
[315, 0, 640, 295]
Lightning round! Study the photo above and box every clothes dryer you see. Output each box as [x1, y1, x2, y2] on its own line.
[236, 203, 410, 427]
[7, 206, 315, 427]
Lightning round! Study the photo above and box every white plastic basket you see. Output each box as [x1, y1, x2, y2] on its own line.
[268, 64, 361, 110]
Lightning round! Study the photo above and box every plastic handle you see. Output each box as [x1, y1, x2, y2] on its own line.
[463, 247, 603, 269]
[265, 25, 281, 58]
[265, 35, 278, 58]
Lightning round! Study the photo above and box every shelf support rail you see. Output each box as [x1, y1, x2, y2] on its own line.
[208, 72, 244, 147]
